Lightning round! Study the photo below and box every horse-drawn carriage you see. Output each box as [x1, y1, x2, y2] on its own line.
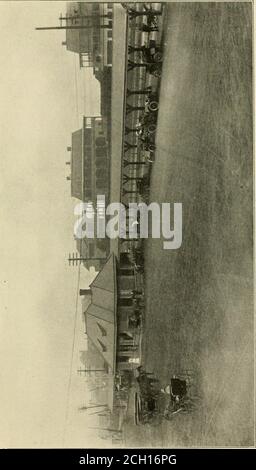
[135, 367, 162, 426]
[135, 368, 200, 425]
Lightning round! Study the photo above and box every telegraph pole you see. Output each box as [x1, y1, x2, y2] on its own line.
[68, 253, 106, 266]
[59, 13, 112, 22]
[79, 403, 108, 411]
[36, 24, 111, 31]
[77, 367, 106, 376]
[36, 11, 113, 32]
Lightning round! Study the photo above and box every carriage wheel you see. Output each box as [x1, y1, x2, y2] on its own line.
[148, 101, 159, 112]
[153, 51, 163, 63]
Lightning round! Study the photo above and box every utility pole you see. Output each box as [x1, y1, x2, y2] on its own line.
[68, 253, 106, 266]
[36, 11, 113, 32]
[36, 24, 111, 31]
[79, 403, 108, 412]
[77, 367, 106, 376]
[59, 13, 112, 22]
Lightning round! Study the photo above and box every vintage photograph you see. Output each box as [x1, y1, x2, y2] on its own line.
[0, 1, 254, 448]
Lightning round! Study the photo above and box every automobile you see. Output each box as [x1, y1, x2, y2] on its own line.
[137, 93, 159, 137]
[138, 111, 157, 131]
[139, 132, 156, 152]
[141, 39, 163, 64]
[144, 90, 159, 114]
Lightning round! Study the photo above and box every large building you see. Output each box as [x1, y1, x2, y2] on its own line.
[68, 115, 110, 269]
[68, 116, 110, 203]
[63, 2, 113, 141]
[63, 2, 113, 72]
[80, 253, 142, 411]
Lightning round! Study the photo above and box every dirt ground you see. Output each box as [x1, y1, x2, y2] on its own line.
[124, 2, 253, 447]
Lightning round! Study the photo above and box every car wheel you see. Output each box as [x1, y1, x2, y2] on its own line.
[152, 68, 162, 78]
[148, 101, 159, 112]
[153, 51, 163, 62]
[147, 123, 157, 134]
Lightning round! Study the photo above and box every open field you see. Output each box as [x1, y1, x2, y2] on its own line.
[124, 2, 253, 447]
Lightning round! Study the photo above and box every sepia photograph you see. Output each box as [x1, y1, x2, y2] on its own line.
[0, 0, 254, 449]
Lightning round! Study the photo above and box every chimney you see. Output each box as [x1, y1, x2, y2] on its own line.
[67, 146, 72, 152]
[80, 288, 91, 297]
[66, 176, 71, 181]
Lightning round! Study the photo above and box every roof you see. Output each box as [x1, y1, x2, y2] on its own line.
[92, 253, 116, 293]
[85, 253, 117, 411]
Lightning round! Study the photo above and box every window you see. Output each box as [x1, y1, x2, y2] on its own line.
[107, 39, 112, 65]
[96, 169, 105, 179]
[85, 149, 92, 163]
[97, 322, 107, 336]
[98, 339, 107, 352]
[107, 30, 112, 39]
[84, 189, 92, 199]
[96, 147, 106, 158]
[96, 137, 106, 147]
[118, 298, 133, 307]
[96, 160, 106, 169]
[119, 344, 134, 352]
[96, 179, 106, 190]
[85, 163, 91, 171]
[84, 128, 92, 139]
[119, 269, 134, 277]
[117, 356, 130, 363]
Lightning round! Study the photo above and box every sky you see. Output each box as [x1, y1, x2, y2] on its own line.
[0, 0, 103, 448]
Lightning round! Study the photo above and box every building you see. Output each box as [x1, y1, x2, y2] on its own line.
[80, 252, 142, 410]
[68, 115, 110, 269]
[63, 2, 113, 72]
[63, 2, 113, 142]
[68, 115, 109, 203]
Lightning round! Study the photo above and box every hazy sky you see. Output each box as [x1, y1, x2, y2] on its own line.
[0, 1, 102, 448]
